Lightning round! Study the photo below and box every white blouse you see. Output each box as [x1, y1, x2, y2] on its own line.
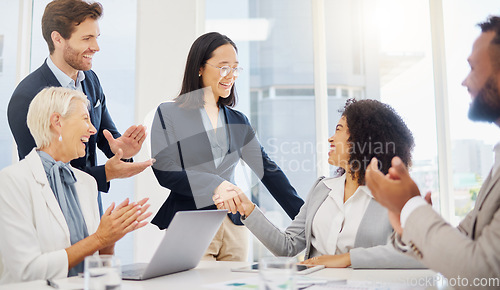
[310, 174, 373, 256]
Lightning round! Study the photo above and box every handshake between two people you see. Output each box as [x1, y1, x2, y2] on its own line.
[212, 180, 255, 217]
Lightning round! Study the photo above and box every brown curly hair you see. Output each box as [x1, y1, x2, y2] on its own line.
[337, 98, 414, 185]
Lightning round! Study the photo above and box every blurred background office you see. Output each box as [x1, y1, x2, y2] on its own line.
[0, 0, 499, 265]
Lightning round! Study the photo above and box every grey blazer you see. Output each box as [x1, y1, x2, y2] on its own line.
[243, 176, 424, 268]
[394, 167, 500, 282]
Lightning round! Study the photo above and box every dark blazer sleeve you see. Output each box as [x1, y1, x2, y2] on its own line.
[77, 165, 108, 193]
[237, 112, 304, 220]
[150, 104, 225, 198]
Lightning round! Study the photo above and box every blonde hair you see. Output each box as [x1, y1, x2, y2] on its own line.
[27, 87, 89, 148]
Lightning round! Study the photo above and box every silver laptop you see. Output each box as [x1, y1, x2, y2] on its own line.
[121, 210, 227, 280]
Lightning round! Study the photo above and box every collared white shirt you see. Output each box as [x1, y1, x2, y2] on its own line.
[46, 56, 86, 92]
[310, 174, 373, 256]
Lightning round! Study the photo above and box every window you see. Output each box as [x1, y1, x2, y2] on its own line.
[442, 0, 500, 224]
[206, 0, 316, 260]
[0, 1, 20, 169]
[371, 0, 440, 210]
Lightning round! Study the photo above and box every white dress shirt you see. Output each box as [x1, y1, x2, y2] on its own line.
[310, 173, 373, 256]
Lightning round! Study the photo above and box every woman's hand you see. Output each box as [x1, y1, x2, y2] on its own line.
[213, 181, 255, 217]
[213, 181, 245, 215]
[299, 253, 351, 268]
[213, 188, 255, 217]
[93, 198, 151, 249]
[66, 198, 151, 270]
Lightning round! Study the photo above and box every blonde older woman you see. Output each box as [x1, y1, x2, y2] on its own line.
[0, 87, 151, 284]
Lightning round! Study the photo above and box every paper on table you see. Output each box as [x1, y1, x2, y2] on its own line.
[203, 276, 344, 289]
[47, 277, 84, 290]
[203, 277, 259, 289]
[306, 280, 426, 290]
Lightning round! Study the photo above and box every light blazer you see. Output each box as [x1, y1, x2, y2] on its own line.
[243, 176, 425, 268]
[150, 101, 304, 229]
[0, 149, 100, 284]
[394, 167, 500, 281]
[7, 59, 121, 192]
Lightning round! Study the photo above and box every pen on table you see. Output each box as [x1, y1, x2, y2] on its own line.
[47, 279, 59, 288]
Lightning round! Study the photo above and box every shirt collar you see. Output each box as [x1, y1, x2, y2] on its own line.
[46, 56, 85, 90]
[323, 173, 373, 199]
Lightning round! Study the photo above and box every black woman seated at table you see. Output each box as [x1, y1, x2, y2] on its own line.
[216, 99, 425, 268]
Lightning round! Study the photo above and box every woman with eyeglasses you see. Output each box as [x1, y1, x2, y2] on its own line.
[150, 32, 304, 261]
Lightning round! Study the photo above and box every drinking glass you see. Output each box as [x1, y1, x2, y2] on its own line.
[84, 255, 121, 290]
[259, 256, 296, 290]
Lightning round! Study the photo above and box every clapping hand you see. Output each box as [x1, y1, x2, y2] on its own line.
[94, 198, 152, 249]
[104, 125, 147, 159]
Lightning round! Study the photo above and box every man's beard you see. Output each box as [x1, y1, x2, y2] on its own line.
[468, 77, 500, 122]
[63, 44, 92, 71]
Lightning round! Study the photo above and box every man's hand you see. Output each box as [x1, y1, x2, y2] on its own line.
[386, 192, 430, 236]
[365, 156, 420, 214]
[105, 149, 154, 181]
[104, 125, 147, 159]
[424, 191, 432, 205]
[388, 210, 403, 235]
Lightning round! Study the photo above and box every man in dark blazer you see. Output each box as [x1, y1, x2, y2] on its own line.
[8, 0, 152, 213]
[366, 16, 500, 288]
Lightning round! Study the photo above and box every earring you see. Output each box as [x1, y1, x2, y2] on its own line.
[199, 73, 201, 77]
[58, 135, 62, 142]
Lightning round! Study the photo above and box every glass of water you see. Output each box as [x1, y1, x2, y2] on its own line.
[259, 256, 296, 290]
[84, 255, 121, 290]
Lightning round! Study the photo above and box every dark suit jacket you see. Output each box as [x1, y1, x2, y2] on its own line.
[150, 101, 304, 229]
[7, 59, 121, 193]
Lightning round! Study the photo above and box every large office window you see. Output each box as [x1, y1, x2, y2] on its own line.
[206, 0, 317, 259]
[206, 0, 317, 223]
[442, 0, 500, 224]
[30, 0, 138, 264]
[0, 0, 20, 168]
[373, 0, 440, 209]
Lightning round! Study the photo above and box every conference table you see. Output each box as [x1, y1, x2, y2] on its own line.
[0, 261, 449, 289]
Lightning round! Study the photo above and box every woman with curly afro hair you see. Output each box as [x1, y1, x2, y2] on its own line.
[231, 98, 425, 269]
[335, 98, 414, 186]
